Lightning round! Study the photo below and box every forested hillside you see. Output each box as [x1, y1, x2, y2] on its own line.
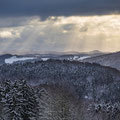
[0, 60, 120, 120]
[0, 60, 120, 102]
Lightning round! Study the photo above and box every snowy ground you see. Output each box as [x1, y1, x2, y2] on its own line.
[5, 56, 35, 64]
[68, 56, 91, 61]
[4, 55, 90, 64]
[41, 58, 49, 61]
[78, 56, 91, 60]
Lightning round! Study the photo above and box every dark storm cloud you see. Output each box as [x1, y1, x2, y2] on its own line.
[0, 0, 120, 19]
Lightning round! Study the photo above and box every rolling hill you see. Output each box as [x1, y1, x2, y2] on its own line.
[83, 51, 120, 71]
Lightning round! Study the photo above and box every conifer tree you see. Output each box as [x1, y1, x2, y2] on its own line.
[4, 81, 23, 120]
[18, 80, 39, 120]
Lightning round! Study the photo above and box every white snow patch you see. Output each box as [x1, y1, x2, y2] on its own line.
[73, 56, 79, 60]
[78, 56, 91, 60]
[84, 95, 92, 100]
[41, 58, 49, 61]
[5, 56, 35, 64]
[68, 56, 91, 61]
[85, 96, 89, 99]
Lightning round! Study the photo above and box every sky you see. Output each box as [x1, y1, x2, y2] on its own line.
[0, 0, 120, 54]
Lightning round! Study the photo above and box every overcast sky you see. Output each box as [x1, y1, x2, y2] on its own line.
[0, 0, 120, 54]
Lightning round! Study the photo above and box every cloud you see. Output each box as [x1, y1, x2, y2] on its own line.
[0, 15, 120, 54]
[0, 31, 12, 38]
[0, 0, 120, 18]
[0, 30, 20, 39]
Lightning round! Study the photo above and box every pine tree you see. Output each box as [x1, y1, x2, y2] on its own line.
[37, 87, 72, 120]
[4, 81, 23, 120]
[0, 82, 5, 120]
[0, 80, 13, 120]
[18, 80, 39, 120]
[37, 88, 53, 120]
[2, 80, 39, 120]
[53, 94, 71, 120]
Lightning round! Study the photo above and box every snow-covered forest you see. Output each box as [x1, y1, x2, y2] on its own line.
[0, 60, 120, 120]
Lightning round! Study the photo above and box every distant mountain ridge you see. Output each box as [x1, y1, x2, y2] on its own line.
[0, 50, 104, 56]
[83, 51, 120, 70]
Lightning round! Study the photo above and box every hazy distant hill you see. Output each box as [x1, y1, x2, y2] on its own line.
[0, 50, 105, 64]
[83, 51, 120, 71]
[87, 50, 106, 56]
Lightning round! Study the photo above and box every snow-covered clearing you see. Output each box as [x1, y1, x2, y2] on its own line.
[68, 56, 91, 61]
[78, 56, 91, 60]
[5, 56, 35, 64]
[41, 58, 49, 61]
